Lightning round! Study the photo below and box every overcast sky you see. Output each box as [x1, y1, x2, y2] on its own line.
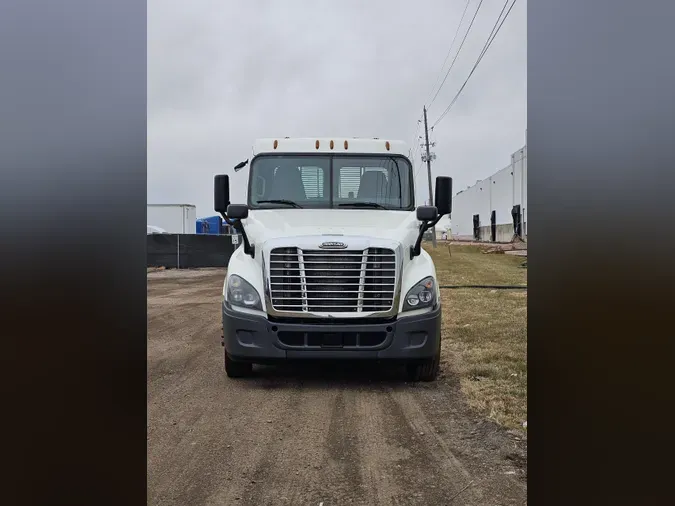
[148, 0, 526, 218]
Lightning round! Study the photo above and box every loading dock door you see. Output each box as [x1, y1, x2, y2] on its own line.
[490, 211, 496, 242]
[472, 214, 480, 240]
[511, 205, 522, 238]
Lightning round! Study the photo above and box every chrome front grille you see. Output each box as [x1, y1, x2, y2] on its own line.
[269, 247, 396, 313]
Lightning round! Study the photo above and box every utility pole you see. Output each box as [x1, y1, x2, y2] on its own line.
[422, 106, 437, 248]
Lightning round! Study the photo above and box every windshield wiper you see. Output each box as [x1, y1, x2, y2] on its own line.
[338, 202, 388, 209]
[257, 199, 303, 208]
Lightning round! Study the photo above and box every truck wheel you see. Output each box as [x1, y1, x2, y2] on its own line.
[406, 347, 441, 382]
[225, 352, 252, 378]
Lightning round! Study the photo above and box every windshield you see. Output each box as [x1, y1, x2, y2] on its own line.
[247, 155, 414, 210]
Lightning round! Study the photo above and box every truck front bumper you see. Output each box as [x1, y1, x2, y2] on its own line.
[222, 303, 441, 362]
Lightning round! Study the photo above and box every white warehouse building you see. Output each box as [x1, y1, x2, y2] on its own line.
[451, 142, 527, 242]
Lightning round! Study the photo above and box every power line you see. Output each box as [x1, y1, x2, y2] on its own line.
[432, 0, 517, 128]
[411, 114, 430, 183]
[410, 144, 421, 166]
[425, 0, 472, 106]
[412, 150, 423, 190]
[422, 107, 436, 238]
[431, 0, 518, 129]
[408, 116, 423, 190]
[412, 126, 427, 196]
[471, 0, 511, 71]
[417, 2, 480, 209]
[410, 117, 422, 153]
[427, 0, 486, 108]
[408, 117, 423, 168]
[413, 159, 423, 190]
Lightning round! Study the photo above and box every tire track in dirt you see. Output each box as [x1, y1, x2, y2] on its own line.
[388, 388, 483, 505]
[178, 388, 299, 505]
[322, 388, 368, 501]
[150, 370, 302, 504]
[352, 387, 407, 505]
[400, 383, 528, 504]
[235, 385, 366, 505]
[232, 380, 316, 505]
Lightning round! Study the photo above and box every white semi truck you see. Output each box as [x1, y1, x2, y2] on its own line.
[214, 138, 452, 381]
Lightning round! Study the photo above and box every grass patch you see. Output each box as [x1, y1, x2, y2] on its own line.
[425, 244, 527, 431]
[426, 244, 527, 286]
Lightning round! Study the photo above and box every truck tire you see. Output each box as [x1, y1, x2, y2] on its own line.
[406, 345, 441, 382]
[225, 352, 252, 378]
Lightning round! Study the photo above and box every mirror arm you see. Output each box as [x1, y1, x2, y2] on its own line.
[219, 212, 255, 258]
[410, 215, 442, 260]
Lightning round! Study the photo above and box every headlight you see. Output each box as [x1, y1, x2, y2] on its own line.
[226, 274, 262, 310]
[402, 276, 437, 311]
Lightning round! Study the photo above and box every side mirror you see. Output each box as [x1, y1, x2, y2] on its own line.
[227, 204, 249, 220]
[214, 175, 230, 213]
[416, 205, 438, 222]
[435, 176, 453, 216]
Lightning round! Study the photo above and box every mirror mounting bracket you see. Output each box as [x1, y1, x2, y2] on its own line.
[220, 212, 254, 258]
[410, 215, 442, 260]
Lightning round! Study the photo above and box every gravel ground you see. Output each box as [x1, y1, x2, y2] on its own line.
[147, 268, 527, 505]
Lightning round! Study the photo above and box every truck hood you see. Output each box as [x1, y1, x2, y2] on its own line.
[244, 209, 419, 243]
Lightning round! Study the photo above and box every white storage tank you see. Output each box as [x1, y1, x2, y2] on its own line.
[147, 204, 197, 234]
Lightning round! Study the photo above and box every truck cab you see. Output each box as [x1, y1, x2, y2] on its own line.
[214, 137, 452, 381]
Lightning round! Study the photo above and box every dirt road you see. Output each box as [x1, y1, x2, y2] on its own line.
[148, 269, 527, 505]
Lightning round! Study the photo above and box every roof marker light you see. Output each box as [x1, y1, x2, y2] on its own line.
[385, 141, 391, 151]
[330, 140, 334, 149]
[315, 140, 320, 149]
[273, 140, 278, 149]
[344, 140, 349, 150]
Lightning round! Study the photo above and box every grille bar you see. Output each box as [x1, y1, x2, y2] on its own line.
[357, 250, 368, 312]
[297, 248, 308, 312]
[270, 247, 396, 313]
[273, 296, 392, 300]
[279, 275, 394, 279]
[271, 253, 394, 258]
[270, 262, 396, 270]
[269, 304, 393, 309]
[271, 260, 395, 264]
[271, 283, 394, 287]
